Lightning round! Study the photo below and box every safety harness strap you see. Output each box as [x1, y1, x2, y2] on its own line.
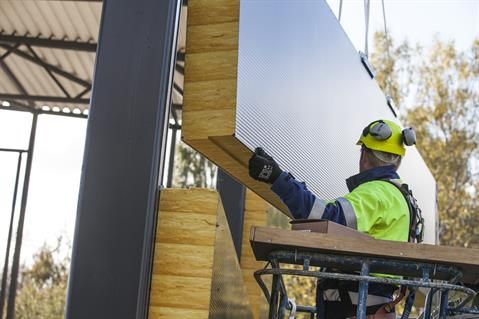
[383, 179, 424, 243]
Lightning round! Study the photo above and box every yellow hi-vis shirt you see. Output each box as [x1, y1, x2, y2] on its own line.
[341, 180, 409, 242]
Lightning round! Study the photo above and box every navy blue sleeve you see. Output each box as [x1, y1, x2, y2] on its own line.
[270, 171, 315, 219]
[270, 171, 347, 225]
[322, 203, 347, 225]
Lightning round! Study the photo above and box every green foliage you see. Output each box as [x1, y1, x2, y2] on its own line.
[370, 32, 479, 247]
[14, 239, 69, 319]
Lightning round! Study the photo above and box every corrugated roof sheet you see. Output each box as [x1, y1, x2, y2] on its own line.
[0, 1, 186, 117]
[0, 0, 100, 114]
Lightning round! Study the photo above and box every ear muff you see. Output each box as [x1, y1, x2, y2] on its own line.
[362, 120, 392, 141]
[402, 128, 416, 146]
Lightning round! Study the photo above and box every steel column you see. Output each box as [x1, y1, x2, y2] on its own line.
[356, 261, 370, 319]
[5, 113, 38, 319]
[216, 169, 246, 259]
[65, 0, 181, 318]
[269, 261, 281, 319]
[439, 290, 449, 319]
[423, 289, 436, 319]
[0, 151, 23, 317]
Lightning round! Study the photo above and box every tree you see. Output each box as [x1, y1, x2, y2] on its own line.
[370, 32, 479, 247]
[14, 239, 70, 319]
[370, 32, 415, 107]
[173, 141, 217, 188]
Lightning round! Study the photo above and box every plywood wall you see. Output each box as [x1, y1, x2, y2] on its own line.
[149, 188, 219, 319]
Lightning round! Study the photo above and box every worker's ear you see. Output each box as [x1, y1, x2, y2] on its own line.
[359, 148, 369, 172]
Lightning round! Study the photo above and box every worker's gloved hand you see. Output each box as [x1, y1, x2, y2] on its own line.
[248, 147, 282, 184]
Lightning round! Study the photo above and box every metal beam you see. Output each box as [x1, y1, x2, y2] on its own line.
[65, 0, 181, 318]
[0, 43, 20, 61]
[0, 34, 97, 52]
[173, 82, 183, 96]
[0, 44, 91, 87]
[0, 93, 90, 104]
[0, 152, 22, 317]
[6, 113, 38, 319]
[74, 85, 92, 99]
[26, 45, 72, 98]
[0, 60, 34, 107]
[0, 104, 88, 119]
[177, 51, 185, 62]
[175, 61, 184, 74]
[0, 148, 28, 153]
[37, 109, 88, 119]
[0, 101, 31, 111]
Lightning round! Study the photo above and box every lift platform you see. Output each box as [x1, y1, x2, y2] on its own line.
[250, 226, 479, 319]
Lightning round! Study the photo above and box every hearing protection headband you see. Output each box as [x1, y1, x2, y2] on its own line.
[362, 120, 416, 146]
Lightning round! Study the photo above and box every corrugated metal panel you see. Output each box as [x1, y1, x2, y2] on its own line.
[235, 0, 437, 244]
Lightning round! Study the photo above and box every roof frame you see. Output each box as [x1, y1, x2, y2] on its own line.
[0, 42, 93, 116]
[0, 33, 97, 52]
[26, 45, 73, 98]
[0, 37, 184, 119]
[0, 93, 90, 104]
[0, 43, 91, 87]
[0, 60, 34, 107]
[0, 103, 88, 119]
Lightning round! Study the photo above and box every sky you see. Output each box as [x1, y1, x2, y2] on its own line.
[326, 0, 479, 52]
[0, 112, 86, 265]
[0, 0, 478, 267]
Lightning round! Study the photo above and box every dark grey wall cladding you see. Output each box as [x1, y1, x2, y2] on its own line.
[236, 0, 436, 243]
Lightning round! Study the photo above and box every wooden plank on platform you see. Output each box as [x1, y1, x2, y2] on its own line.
[250, 226, 479, 284]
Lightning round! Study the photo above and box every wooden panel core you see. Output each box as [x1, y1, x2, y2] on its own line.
[148, 189, 219, 319]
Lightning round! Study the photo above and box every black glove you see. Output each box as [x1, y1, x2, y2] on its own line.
[248, 147, 282, 184]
